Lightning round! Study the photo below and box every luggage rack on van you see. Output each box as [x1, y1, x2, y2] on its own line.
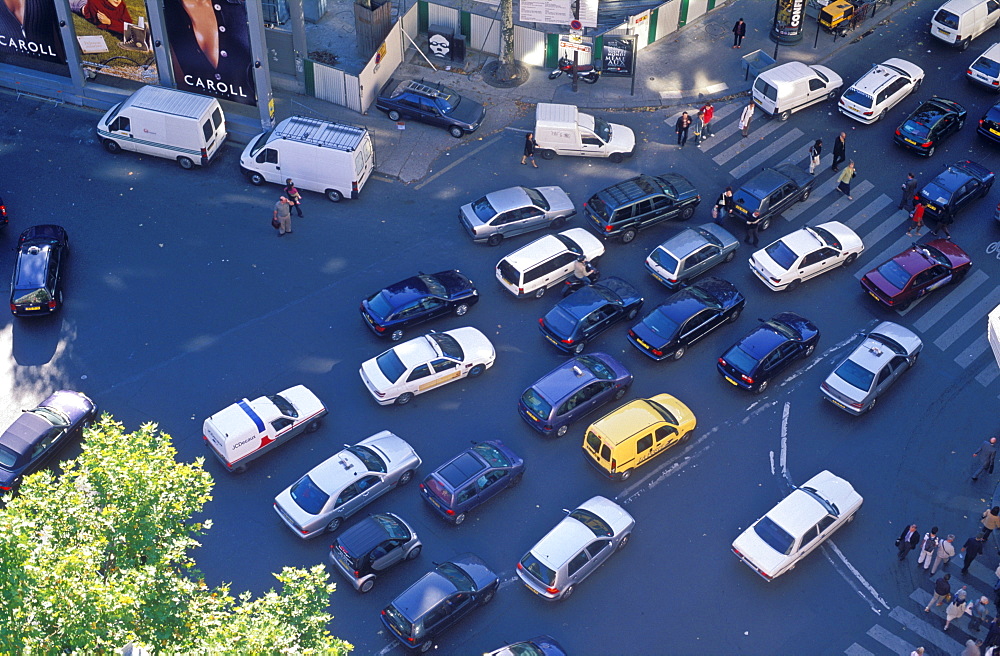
[403, 80, 449, 99]
[275, 116, 367, 151]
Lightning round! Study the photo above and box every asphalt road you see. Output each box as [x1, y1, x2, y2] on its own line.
[5, 8, 1000, 656]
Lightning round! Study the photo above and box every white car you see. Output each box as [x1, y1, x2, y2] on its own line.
[968, 42, 1000, 90]
[359, 327, 496, 405]
[732, 470, 863, 581]
[839, 58, 924, 124]
[749, 221, 864, 292]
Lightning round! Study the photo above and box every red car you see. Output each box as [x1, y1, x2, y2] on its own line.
[860, 239, 971, 309]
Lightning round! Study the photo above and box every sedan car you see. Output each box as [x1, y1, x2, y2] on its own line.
[374, 78, 486, 138]
[382, 554, 498, 652]
[914, 159, 994, 221]
[645, 223, 740, 289]
[328, 512, 422, 593]
[730, 164, 816, 231]
[717, 312, 820, 394]
[359, 327, 496, 406]
[516, 496, 634, 601]
[518, 352, 632, 437]
[860, 239, 971, 309]
[0, 390, 97, 492]
[419, 440, 524, 525]
[10, 225, 69, 316]
[732, 470, 863, 581]
[749, 221, 864, 292]
[360, 270, 479, 342]
[538, 277, 643, 355]
[821, 322, 922, 415]
[628, 278, 744, 361]
[273, 430, 421, 538]
[483, 636, 567, 656]
[460, 186, 575, 246]
[839, 58, 924, 124]
[893, 96, 967, 156]
[977, 99, 1000, 144]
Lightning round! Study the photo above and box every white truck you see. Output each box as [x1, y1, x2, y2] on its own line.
[533, 103, 636, 163]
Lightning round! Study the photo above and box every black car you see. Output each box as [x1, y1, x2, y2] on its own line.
[328, 512, 422, 593]
[360, 270, 478, 341]
[10, 225, 69, 317]
[628, 277, 745, 361]
[893, 96, 966, 157]
[730, 164, 816, 231]
[978, 100, 1000, 145]
[717, 312, 820, 394]
[583, 173, 700, 243]
[0, 390, 97, 491]
[381, 554, 499, 652]
[539, 277, 644, 354]
[374, 79, 486, 138]
[915, 159, 994, 220]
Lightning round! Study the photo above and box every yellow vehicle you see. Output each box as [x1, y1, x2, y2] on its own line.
[820, 0, 870, 32]
[582, 394, 696, 481]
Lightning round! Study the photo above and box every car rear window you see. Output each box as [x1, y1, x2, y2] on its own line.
[382, 605, 414, 640]
[366, 291, 393, 319]
[439, 452, 484, 487]
[579, 354, 615, 380]
[722, 345, 759, 374]
[587, 196, 609, 220]
[424, 476, 453, 505]
[641, 308, 680, 340]
[733, 190, 765, 214]
[973, 56, 1000, 77]
[833, 359, 876, 392]
[544, 306, 580, 337]
[520, 388, 552, 419]
[470, 196, 496, 222]
[648, 247, 680, 276]
[875, 260, 911, 290]
[753, 516, 795, 555]
[0, 445, 17, 468]
[986, 104, 1000, 123]
[842, 88, 873, 109]
[375, 349, 407, 383]
[585, 430, 603, 455]
[900, 120, 930, 140]
[519, 553, 556, 587]
[12, 288, 50, 306]
[290, 475, 329, 515]
[569, 508, 614, 537]
[764, 241, 798, 270]
[934, 8, 959, 29]
[754, 78, 778, 102]
[498, 260, 521, 286]
[472, 443, 511, 467]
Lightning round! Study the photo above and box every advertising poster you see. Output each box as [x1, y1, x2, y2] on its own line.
[71, 0, 158, 82]
[602, 36, 634, 77]
[163, 0, 256, 106]
[0, 0, 67, 65]
[771, 0, 805, 44]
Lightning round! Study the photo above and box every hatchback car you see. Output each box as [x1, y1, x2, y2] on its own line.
[382, 554, 499, 652]
[10, 225, 69, 316]
[273, 430, 421, 538]
[839, 58, 924, 123]
[360, 270, 478, 342]
[914, 159, 994, 220]
[328, 512, 422, 593]
[0, 390, 97, 492]
[374, 79, 486, 138]
[893, 96, 967, 156]
[732, 470, 863, 581]
[978, 99, 1000, 144]
[645, 223, 740, 289]
[730, 164, 816, 231]
[460, 186, 575, 247]
[749, 221, 864, 292]
[860, 239, 971, 309]
[419, 440, 524, 525]
[538, 277, 643, 355]
[821, 322, 922, 415]
[516, 496, 634, 600]
[628, 278, 745, 361]
[717, 312, 820, 394]
[518, 353, 632, 437]
[968, 42, 1000, 90]
[483, 636, 567, 656]
[359, 327, 496, 406]
[583, 173, 701, 243]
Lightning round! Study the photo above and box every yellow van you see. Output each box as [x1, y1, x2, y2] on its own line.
[582, 394, 696, 481]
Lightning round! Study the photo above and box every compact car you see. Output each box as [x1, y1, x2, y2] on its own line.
[730, 164, 816, 231]
[538, 277, 643, 354]
[10, 225, 69, 316]
[717, 312, 820, 394]
[860, 239, 971, 309]
[360, 270, 479, 342]
[273, 430, 421, 538]
[914, 159, 994, 220]
[644, 223, 740, 289]
[374, 79, 486, 138]
[977, 99, 1000, 144]
[893, 96, 967, 156]
[419, 440, 524, 525]
[460, 185, 575, 246]
[748, 221, 864, 292]
[583, 173, 701, 243]
[839, 58, 924, 123]
[968, 42, 1000, 89]
[483, 636, 567, 656]
[328, 512, 422, 593]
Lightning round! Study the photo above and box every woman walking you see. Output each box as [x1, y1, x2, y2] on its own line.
[808, 139, 822, 175]
[521, 132, 538, 167]
[837, 161, 856, 200]
[739, 103, 755, 138]
[906, 202, 925, 237]
[944, 594, 969, 630]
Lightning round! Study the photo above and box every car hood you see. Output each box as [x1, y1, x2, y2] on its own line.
[561, 228, 606, 261]
[360, 430, 420, 469]
[657, 173, 699, 201]
[449, 99, 486, 126]
[452, 552, 499, 591]
[41, 390, 96, 424]
[599, 276, 643, 307]
[699, 223, 740, 250]
[448, 326, 496, 364]
[817, 221, 864, 253]
[537, 186, 574, 213]
[278, 385, 326, 418]
[772, 312, 819, 341]
[772, 163, 814, 190]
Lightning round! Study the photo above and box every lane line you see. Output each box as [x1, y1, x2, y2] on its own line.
[977, 361, 1000, 387]
[824, 540, 890, 612]
[806, 181, 876, 227]
[845, 643, 877, 656]
[413, 134, 504, 191]
[779, 401, 789, 479]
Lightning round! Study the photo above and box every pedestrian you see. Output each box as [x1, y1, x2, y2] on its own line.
[962, 534, 988, 574]
[973, 438, 999, 481]
[931, 534, 957, 575]
[985, 617, 1000, 649]
[911, 648, 925, 656]
[273, 196, 293, 236]
[918, 527, 940, 570]
[715, 187, 734, 224]
[965, 639, 983, 656]
[694, 109, 706, 145]
[808, 139, 822, 175]
[831, 132, 847, 172]
[837, 161, 856, 200]
[982, 507, 1000, 536]
[926, 572, 951, 610]
[521, 132, 538, 167]
[897, 524, 920, 561]
[899, 172, 917, 211]
[972, 597, 992, 632]
[930, 211, 953, 240]
[732, 17, 746, 48]
[944, 593, 969, 630]
[739, 102, 755, 138]
[700, 102, 715, 138]
[675, 111, 692, 147]
[906, 202, 925, 238]
[283, 179, 304, 218]
[745, 211, 762, 247]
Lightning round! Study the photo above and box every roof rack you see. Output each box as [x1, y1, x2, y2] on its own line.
[274, 116, 367, 151]
[404, 80, 446, 98]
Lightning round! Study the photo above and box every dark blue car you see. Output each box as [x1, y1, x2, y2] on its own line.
[538, 277, 644, 355]
[360, 270, 478, 342]
[518, 352, 632, 437]
[419, 441, 524, 525]
[717, 312, 820, 394]
[484, 636, 567, 656]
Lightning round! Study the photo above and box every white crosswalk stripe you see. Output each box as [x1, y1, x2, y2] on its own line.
[727, 128, 804, 179]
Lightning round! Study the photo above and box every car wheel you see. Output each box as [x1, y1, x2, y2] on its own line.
[561, 585, 575, 600]
[754, 380, 768, 394]
[759, 217, 771, 231]
[419, 641, 434, 653]
[863, 397, 877, 414]
[387, 110, 401, 121]
[909, 350, 920, 366]
[360, 578, 375, 593]
[672, 345, 686, 361]
[785, 279, 800, 292]
[177, 156, 194, 170]
[306, 419, 321, 433]
[468, 364, 486, 377]
[619, 469, 631, 481]
[727, 308, 741, 323]
[232, 463, 247, 474]
[803, 343, 816, 358]
[844, 253, 858, 266]
[614, 386, 627, 400]
[249, 172, 265, 186]
[778, 110, 791, 121]
[572, 342, 586, 355]
[487, 233, 503, 247]
[679, 430, 692, 444]
[609, 152, 624, 164]
[326, 517, 342, 533]
[534, 286, 547, 299]
[398, 470, 415, 486]
[455, 303, 469, 316]
[954, 268, 968, 283]
[876, 110, 886, 123]
[800, 188, 811, 202]
[556, 424, 569, 437]
[826, 90, 837, 101]
[103, 139, 122, 154]
[453, 512, 466, 525]
[449, 126, 464, 138]
[621, 228, 638, 244]
[680, 205, 696, 221]
[395, 392, 414, 406]
[724, 250, 736, 262]
[619, 533, 631, 550]
[961, 38, 971, 51]
[626, 307, 639, 320]
[926, 145, 935, 157]
[551, 217, 566, 229]
[540, 149, 556, 160]
[390, 329, 404, 342]
[406, 545, 422, 560]
[511, 472, 524, 486]
[482, 588, 496, 604]
[326, 189, 343, 203]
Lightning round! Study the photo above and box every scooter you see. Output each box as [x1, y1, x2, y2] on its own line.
[548, 57, 601, 84]
[562, 267, 601, 297]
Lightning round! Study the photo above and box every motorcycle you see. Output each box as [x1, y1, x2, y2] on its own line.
[562, 266, 601, 297]
[548, 57, 601, 84]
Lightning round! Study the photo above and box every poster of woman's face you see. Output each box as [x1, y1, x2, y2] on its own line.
[70, 0, 158, 83]
[0, 0, 67, 65]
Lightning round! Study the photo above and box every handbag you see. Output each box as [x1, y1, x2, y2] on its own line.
[271, 218, 281, 229]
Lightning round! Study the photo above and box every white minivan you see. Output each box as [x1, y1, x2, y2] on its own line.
[931, 0, 1000, 50]
[752, 62, 843, 121]
[495, 228, 604, 299]
[969, 42, 1000, 88]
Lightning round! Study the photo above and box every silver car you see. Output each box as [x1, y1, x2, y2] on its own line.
[516, 496, 634, 601]
[460, 185, 575, 247]
[820, 321, 922, 415]
[645, 223, 740, 290]
[273, 430, 422, 538]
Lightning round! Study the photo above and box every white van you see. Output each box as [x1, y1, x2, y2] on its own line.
[969, 42, 1000, 88]
[240, 116, 375, 202]
[932, 0, 1000, 50]
[495, 227, 604, 299]
[752, 62, 843, 121]
[97, 85, 226, 169]
[534, 103, 636, 163]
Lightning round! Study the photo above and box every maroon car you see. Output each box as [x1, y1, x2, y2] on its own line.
[860, 239, 971, 309]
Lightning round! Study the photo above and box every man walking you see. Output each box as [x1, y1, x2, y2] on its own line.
[971, 596, 991, 632]
[739, 102, 755, 138]
[918, 527, 940, 570]
[973, 437, 998, 481]
[982, 507, 1000, 537]
[732, 18, 746, 48]
[675, 111, 692, 147]
[273, 196, 293, 236]
[897, 524, 920, 561]
[899, 173, 917, 211]
[700, 102, 715, 138]
[745, 212, 761, 247]
[961, 534, 987, 574]
[925, 573, 951, 611]
[930, 534, 957, 575]
[831, 132, 847, 172]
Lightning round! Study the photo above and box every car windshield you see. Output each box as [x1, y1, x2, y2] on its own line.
[642, 307, 680, 339]
[973, 56, 1000, 77]
[382, 605, 413, 640]
[523, 186, 549, 211]
[811, 226, 841, 249]
[366, 291, 393, 319]
[593, 116, 612, 142]
[434, 85, 461, 114]
[833, 359, 876, 392]
[347, 445, 387, 473]
[495, 643, 545, 656]
[13, 288, 51, 306]
[923, 244, 951, 266]
[694, 228, 723, 247]
[648, 247, 680, 275]
[900, 119, 930, 140]
[842, 87, 873, 109]
[587, 196, 609, 220]
[569, 508, 614, 537]
[764, 241, 798, 270]
[248, 129, 272, 157]
[579, 354, 615, 380]
[267, 394, 299, 418]
[373, 514, 410, 540]
[753, 516, 795, 555]
[875, 260, 911, 290]
[429, 332, 464, 360]
[766, 320, 800, 341]
[0, 445, 17, 468]
[289, 475, 329, 515]
[32, 406, 68, 427]
[437, 561, 475, 592]
[375, 349, 407, 383]
[723, 345, 759, 373]
[473, 443, 511, 467]
[470, 196, 497, 222]
[418, 274, 446, 297]
[520, 388, 552, 419]
[519, 553, 556, 586]
[646, 398, 678, 425]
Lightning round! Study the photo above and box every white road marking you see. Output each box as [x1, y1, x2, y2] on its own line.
[413, 134, 504, 191]
[616, 427, 719, 505]
[824, 540, 890, 612]
[779, 402, 789, 478]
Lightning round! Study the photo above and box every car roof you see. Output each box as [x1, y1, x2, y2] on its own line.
[393, 570, 457, 620]
[533, 359, 600, 403]
[893, 245, 939, 274]
[558, 285, 620, 319]
[381, 275, 432, 307]
[486, 186, 531, 210]
[656, 289, 712, 324]
[393, 334, 440, 368]
[909, 97, 962, 125]
[434, 450, 486, 489]
[337, 515, 392, 556]
[591, 399, 663, 444]
[739, 168, 791, 198]
[779, 227, 825, 256]
[845, 336, 895, 373]
[658, 228, 711, 259]
[0, 412, 52, 461]
[501, 229, 597, 269]
[736, 324, 788, 359]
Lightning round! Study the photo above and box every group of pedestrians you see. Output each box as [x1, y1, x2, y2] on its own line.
[271, 178, 304, 237]
[674, 102, 715, 147]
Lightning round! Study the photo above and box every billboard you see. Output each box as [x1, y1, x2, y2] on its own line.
[0, 0, 67, 64]
[71, 0, 158, 83]
[771, 0, 805, 44]
[520, 0, 597, 28]
[602, 36, 635, 77]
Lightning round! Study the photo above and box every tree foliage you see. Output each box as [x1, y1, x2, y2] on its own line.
[0, 416, 352, 654]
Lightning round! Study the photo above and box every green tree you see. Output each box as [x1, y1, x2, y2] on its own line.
[0, 416, 352, 654]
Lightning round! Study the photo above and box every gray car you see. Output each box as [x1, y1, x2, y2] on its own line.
[644, 223, 740, 290]
[460, 185, 575, 247]
[820, 321, 922, 415]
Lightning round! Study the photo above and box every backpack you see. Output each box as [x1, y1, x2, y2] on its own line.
[924, 536, 939, 552]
